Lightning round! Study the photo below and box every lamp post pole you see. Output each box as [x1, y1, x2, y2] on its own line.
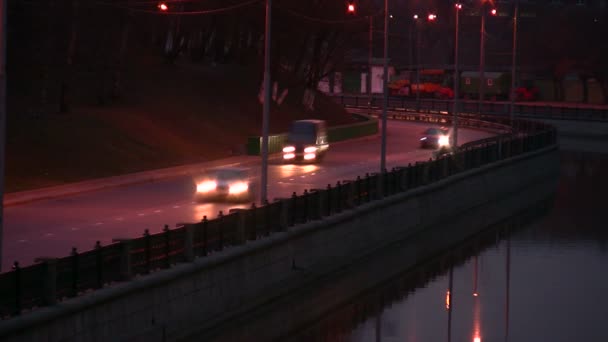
[510, 0, 519, 129]
[0, 0, 7, 272]
[260, 0, 272, 204]
[478, 9, 486, 113]
[380, 0, 388, 182]
[368, 15, 373, 113]
[416, 21, 421, 111]
[453, 4, 461, 148]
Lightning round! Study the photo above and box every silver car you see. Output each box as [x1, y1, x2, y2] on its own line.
[194, 167, 255, 202]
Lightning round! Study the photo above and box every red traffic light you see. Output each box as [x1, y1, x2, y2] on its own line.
[428, 13, 437, 21]
[158, 2, 168, 11]
[347, 3, 356, 14]
[490, 8, 497, 16]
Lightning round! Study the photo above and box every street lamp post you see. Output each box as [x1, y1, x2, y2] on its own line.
[415, 17, 421, 111]
[510, 0, 519, 129]
[478, 7, 486, 113]
[0, 0, 7, 272]
[453, 3, 462, 148]
[260, 0, 272, 204]
[380, 0, 388, 183]
[368, 15, 373, 113]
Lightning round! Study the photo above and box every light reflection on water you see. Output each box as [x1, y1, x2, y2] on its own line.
[289, 151, 608, 342]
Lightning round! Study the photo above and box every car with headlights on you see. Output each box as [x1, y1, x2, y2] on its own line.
[194, 167, 254, 202]
[282, 120, 329, 163]
[420, 127, 450, 149]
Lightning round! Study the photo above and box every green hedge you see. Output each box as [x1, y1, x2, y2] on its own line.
[246, 115, 378, 155]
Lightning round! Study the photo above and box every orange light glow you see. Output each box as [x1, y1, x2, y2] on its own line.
[158, 2, 168, 11]
[445, 290, 451, 310]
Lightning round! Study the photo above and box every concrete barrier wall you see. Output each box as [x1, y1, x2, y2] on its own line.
[0, 146, 560, 342]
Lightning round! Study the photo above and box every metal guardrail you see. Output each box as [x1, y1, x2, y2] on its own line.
[336, 95, 608, 122]
[0, 114, 557, 320]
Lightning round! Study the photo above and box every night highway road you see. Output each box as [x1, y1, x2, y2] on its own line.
[3, 121, 494, 270]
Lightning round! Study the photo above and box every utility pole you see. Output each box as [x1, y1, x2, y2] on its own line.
[368, 15, 373, 113]
[416, 22, 421, 111]
[260, 0, 272, 204]
[478, 10, 486, 113]
[0, 0, 7, 272]
[510, 1, 519, 129]
[453, 4, 461, 148]
[380, 0, 388, 180]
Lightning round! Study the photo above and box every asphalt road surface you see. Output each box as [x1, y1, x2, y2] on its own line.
[3, 121, 494, 270]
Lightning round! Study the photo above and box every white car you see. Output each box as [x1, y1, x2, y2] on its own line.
[420, 127, 450, 149]
[194, 167, 254, 202]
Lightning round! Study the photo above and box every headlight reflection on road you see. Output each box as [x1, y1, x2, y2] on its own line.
[278, 164, 319, 178]
[192, 202, 248, 222]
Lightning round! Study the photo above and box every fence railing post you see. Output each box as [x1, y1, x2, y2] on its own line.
[184, 224, 195, 262]
[302, 190, 309, 222]
[218, 211, 224, 251]
[355, 176, 362, 205]
[264, 200, 271, 235]
[34, 258, 57, 306]
[143, 229, 151, 274]
[230, 209, 247, 245]
[346, 181, 355, 208]
[365, 173, 371, 202]
[94, 241, 103, 289]
[202, 216, 209, 256]
[326, 184, 332, 216]
[336, 182, 342, 213]
[163, 225, 170, 269]
[311, 189, 323, 220]
[111, 238, 132, 281]
[250, 203, 257, 238]
[278, 199, 289, 230]
[70, 247, 79, 297]
[13, 262, 21, 315]
[290, 192, 297, 225]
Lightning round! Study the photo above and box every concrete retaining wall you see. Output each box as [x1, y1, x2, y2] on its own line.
[0, 146, 560, 342]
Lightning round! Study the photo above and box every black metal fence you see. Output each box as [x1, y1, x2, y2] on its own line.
[0, 116, 557, 320]
[336, 95, 608, 122]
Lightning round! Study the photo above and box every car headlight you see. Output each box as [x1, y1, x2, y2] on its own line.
[304, 146, 317, 153]
[283, 146, 295, 153]
[229, 182, 249, 195]
[438, 135, 450, 147]
[197, 180, 217, 193]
